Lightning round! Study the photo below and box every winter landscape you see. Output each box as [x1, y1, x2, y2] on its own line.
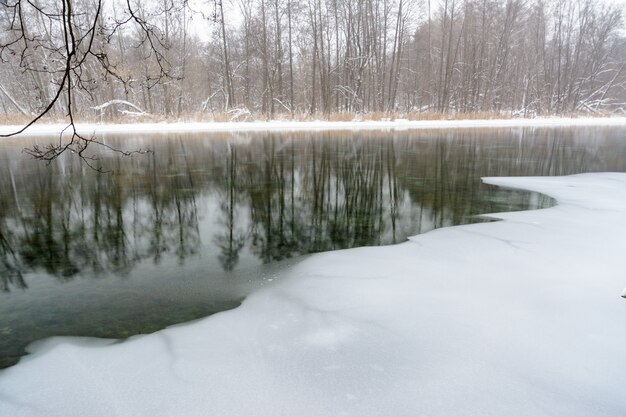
[1, 0, 626, 416]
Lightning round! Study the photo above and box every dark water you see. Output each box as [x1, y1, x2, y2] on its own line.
[1, 126, 625, 368]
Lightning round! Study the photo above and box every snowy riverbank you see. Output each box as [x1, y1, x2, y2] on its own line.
[1, 173, 625, 416]
[2, 116, 626, 136]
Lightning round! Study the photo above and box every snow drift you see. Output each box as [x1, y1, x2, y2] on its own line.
[1, 173, 625, 417]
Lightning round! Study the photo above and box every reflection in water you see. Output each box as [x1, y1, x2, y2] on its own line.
[0, 127, 625, 368]
[1, 145, 203, 284]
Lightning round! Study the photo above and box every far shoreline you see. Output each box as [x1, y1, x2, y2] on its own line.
[2, 116, 626, 137]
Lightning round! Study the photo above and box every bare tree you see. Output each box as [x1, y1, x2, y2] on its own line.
[0, 0, 188, 167]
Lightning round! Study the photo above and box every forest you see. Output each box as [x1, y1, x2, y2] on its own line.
[0, 0, 625, 122]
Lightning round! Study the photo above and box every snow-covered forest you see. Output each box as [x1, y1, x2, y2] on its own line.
[1, 0, 625, 121]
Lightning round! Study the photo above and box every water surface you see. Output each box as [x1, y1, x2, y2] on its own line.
[1, 126, 625, 368]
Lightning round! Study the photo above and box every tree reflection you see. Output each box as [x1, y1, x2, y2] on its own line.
[215, 144, 246, 271]
[0, 226, 25, 292]
[0, 140, 203, 289]
[0, 127, 623, 289]
[20, 164, 81, 278]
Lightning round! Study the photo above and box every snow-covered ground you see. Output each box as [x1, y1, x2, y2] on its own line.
[2, 116, 626, 136]
[1, 173, 625, 416]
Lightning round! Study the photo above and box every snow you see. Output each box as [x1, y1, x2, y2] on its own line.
[1, 117, 626, 137]
[1, 173, 626, 417]
[90, 100, 145, 113]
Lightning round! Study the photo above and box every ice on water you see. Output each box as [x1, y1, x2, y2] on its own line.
[1, 173, 626, 417]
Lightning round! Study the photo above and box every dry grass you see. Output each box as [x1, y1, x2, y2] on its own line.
[324, 112, 356, 121]
[208, 108, 254, 122]
[401, 112, 447, 121]
[365, 112, 390, 121]
[1, 109, 620, 128]
[401, 111, 513, 121]
[0, 114, 50, 125]
[210, 112, 234, 123]
[452, 111, 513, 120]
[559, 110, 615, 118]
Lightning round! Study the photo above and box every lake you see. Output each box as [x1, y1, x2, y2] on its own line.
[1, 126, 625, 368]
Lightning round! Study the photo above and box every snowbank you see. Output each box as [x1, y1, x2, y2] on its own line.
[1, 173, 625, 417]
[1, 117, 626, 136]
